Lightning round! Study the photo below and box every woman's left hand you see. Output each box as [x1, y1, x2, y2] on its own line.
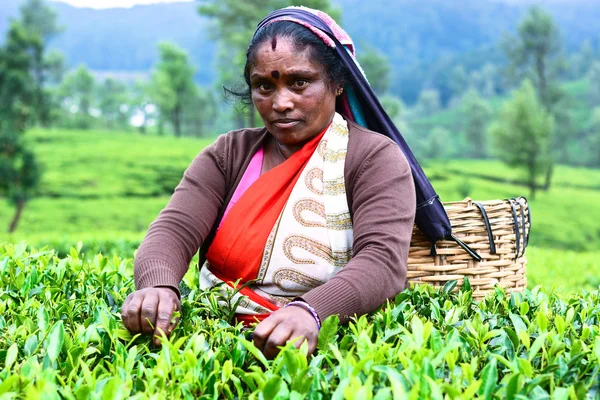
[253, 305, 319, 359]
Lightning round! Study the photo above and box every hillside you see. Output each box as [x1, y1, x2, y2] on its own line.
[2, 0, 600, 102]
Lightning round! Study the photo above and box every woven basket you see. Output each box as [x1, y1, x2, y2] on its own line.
[407, 197, 530, 299]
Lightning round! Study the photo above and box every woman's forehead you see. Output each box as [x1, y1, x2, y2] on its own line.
[251, 37, 323, 77]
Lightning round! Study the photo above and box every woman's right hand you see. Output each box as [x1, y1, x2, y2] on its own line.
[121, 287, 181, 346]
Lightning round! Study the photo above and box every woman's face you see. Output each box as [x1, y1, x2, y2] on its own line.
[250, 36, 338, 148]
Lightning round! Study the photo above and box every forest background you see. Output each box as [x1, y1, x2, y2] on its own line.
[1, 0, 599, 294]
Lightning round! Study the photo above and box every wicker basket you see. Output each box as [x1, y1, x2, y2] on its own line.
[407, 197, 530, 299]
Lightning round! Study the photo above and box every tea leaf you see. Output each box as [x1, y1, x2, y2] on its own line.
[318, 314, 339, 351]
[46, 320, 65, 362]
[5, 343, 18, 370]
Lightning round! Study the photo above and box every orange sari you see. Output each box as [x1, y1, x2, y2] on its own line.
[205, 128, 327, 321]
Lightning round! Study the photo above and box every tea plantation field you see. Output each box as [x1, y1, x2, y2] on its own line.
[1, 242, 599, 398]
[1, 129, 600, 397]
[1, 128, 599, 291]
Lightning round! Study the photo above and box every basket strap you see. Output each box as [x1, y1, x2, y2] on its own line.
[449, 234, 482, 262]
[508, 199, 521, 260]
[516, 199, 527, 258]
[518, 196, 531, 248]
[474, 202, 497, 255]
[430, 242, 437, 257]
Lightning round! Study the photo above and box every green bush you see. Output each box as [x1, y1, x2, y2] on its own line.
[1, 243, 599, 398]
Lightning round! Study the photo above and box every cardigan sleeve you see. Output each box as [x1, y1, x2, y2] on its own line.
[133, 135, 229, 297]
[301, 139, 416, 323]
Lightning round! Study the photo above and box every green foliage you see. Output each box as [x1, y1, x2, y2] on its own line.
[416, 89, 441, 116]
[449, 65, 468, 99]
[97, 78, 130, 131]
[584, 108, 600, 167]
[503, 5, 568, 184]
[18, 0, 64, 127]
[149, 42, 203, 137]
[460, 89, 491, 158]
[0, 242, 598, 398]
[0, 20, 42, 232]
[58, 65, 96, 129]
[588, 62, 600, 108]
[425, 127, 451, 160]
[503, 5, 564, 111]
[358, 46, 391, 96]
[489, 80, 553, 200]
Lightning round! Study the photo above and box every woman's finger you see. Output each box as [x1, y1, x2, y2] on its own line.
[125, 293, 144, 333]
[262, 322, 293, 359]
[253, 315, 279, 353]
[153, 296, 176, 346]
[139, 293, 159, 335]
[121, 294, 132, 328]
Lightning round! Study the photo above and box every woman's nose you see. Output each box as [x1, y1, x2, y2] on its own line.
[272, 89, 294, 112]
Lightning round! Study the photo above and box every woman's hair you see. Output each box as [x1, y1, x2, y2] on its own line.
[226, 21, 351, 104]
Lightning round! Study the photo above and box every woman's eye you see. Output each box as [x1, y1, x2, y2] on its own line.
[293, 80, 308, 88]
[255, 83, 272, 92]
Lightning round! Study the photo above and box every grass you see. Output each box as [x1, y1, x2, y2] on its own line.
[526, 247, 600, 293]
[437, 159, 600, 190]
[27, 128, 213, 197]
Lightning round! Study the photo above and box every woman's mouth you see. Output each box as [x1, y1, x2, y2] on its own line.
[272, 119, 300, 129]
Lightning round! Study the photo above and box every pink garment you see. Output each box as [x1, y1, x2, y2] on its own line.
[219, 147, 263, 228]
[267, 6, 356, 56]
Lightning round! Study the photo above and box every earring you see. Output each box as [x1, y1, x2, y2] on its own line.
[336, 87, 344, 96]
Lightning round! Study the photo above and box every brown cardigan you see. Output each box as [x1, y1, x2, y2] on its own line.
[134, 120, 416, 322]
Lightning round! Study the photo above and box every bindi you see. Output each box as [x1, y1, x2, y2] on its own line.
[271, 70, 280, 79]
[271, 36, 277, 50]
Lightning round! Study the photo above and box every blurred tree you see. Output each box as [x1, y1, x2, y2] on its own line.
[182, 87, 217, 137]
[0, 21, 42, 233]
[588, 61, 600, 106]
[97, 78, 130, 130]
[489, 80, 553, 200]
[19, 0, 64, 127]
[358, 46, 391, 96]
[449, 65, 468, 99]
[416, 89, 441, 116]
[380, 94, 404, 121]
[583, 107, 600, 167]
[149, 42, 196, 137]
[130, 80, 154, 134]
[59, 66, 96, 129]
[480, 63, 497, 98]
[198, 0, 339, 128]
[426, 127, 451, 160]
[461, 89, 490, 158]
[503, 6, 564, 190]
[569, 39, 594, 79]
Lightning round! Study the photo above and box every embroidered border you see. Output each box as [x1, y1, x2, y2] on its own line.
[293, 198, 326, 227]
[283, 234, 352, 267]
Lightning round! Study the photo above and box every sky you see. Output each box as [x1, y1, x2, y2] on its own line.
[51, 0, 193, 9]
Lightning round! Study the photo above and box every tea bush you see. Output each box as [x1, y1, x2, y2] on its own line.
[1, 242, 599, 399]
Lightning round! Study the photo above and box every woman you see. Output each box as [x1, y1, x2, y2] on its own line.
[121, 7, 416, 359]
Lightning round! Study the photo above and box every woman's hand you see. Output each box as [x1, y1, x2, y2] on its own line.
[253, 305, 319, 359]
[121, 287, 181, 346]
